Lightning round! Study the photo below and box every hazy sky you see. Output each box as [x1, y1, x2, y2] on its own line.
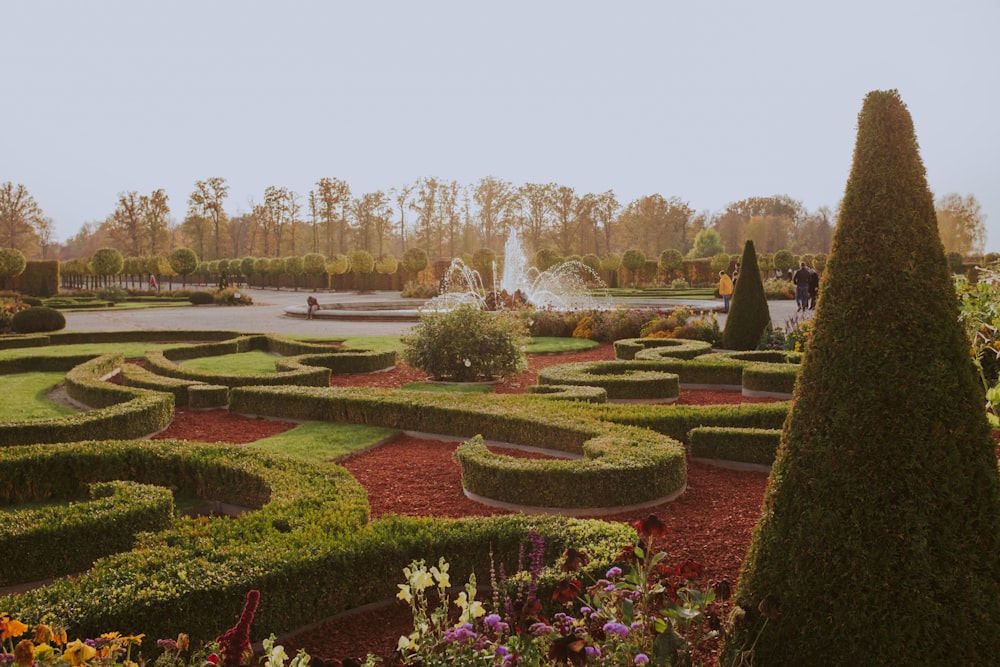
[4, 1, 998, 251]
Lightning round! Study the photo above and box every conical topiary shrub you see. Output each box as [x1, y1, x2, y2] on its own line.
[720, 90, 1000, 665]
[720, 239, 770, 350]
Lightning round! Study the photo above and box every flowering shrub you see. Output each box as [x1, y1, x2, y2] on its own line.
[639, 307, 721, 346]
[956, 268, 1000, 425]
[376, 516, 726, 666]
[213, 288, 252, 306]
[761, 279, 794, 300]
[758, 315, 812, 353]
[0, 297, 30, 333]
[403, 304, 528, 381]
[0, 592, 271, 667]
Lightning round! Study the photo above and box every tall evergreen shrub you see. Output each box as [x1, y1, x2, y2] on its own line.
[721, 90, 1000, 665]
[720, 240, 769, 350]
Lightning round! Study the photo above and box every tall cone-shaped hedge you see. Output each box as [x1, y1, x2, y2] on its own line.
[720, 239, 770, 350]
[721, 90, 1000, 665]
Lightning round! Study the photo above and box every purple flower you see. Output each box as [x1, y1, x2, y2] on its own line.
[606, 566, 622, 578]
[603, 622, 629, 637]
[635, 654, 650, 664]
[484, 614, 508, 633]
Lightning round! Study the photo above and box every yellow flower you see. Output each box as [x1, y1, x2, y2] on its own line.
[1, 615, 29, 641]
[396, 634, 415, 652]
[430, 559, 451, 589]
[33, 643, 55, 662]
[63, 639, 97, 666]
[118, 634, 145, 647]
[455, 591, 486, 623]
[396, 583, 413, 603]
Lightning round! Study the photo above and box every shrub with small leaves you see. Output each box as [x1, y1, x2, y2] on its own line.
[11, 305, 66, 333]
[403, 304, 528, 381]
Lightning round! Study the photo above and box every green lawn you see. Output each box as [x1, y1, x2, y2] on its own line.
[180, 350, 279, 374]
[0, 341, 186, 361]
[524, 337, 599, 354]
[0, 372, 79, 421]
[249, 421, 399, 462]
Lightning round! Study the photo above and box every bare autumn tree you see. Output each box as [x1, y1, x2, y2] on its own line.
[391, 183, 415, 253]
[313, 177, 351, 256]
[473, 175, 515, 252]
[143, 188, 170, 257]
[107, 191, 145, 257]
[0, 181, 46, 256]
[936, 192, 986, 256]
[187, 177, 229, 260]
[517, 182, 555, 252]
[263, 186, 294, 257]
[410, 177, 440, 257]
[548, 184, 579, 256]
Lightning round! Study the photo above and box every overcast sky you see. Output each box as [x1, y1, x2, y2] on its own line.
[4, 1, 998, 251]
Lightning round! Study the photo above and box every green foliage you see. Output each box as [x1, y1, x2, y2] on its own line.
[688, 228, 724, 258]
[401, 247, 429, 276]
[403, 304, 527, 381]
[722, 90, 1000, 666]
[96, 285, 129, 303]
[11, 306, 66, 333]
[720, 240, 770, 350]
[771, 249, 795, 271]
[0, 247, 27, 285]
[90, 247, 124, 277]
[658, 248, 683, 278]
[188, 291, 214, 305]
[213, 287, 252, 306]
[14, 259, 59, 297]
[168, 248, 199, 281]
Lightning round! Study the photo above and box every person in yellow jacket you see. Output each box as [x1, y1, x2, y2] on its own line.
[719, 270, 734, 313]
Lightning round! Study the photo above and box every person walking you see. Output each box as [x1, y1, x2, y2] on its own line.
[719, 270, 734, 313]
[808, 267, 820, 310]
[792, 262, 811, 312]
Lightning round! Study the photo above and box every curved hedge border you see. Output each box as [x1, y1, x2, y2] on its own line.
[741, 361, 798, 396]
[535, 361, 681, 402]
[614, 337, 714, 360]
[0, 440, 633, 647]
[525, 384, 608, 403]
[0, 439, 369, 643]
[142, 334, 395, 388]
[0, 480, 174, 586]
[688, 426, 782, 467]
[0, 354, 173, 446]
[230, 385, 687, 511]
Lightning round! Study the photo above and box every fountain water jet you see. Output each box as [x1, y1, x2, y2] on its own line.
[427, 230, 608, 312]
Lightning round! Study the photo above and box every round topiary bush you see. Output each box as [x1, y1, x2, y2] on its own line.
[403, 304, 528, 381]
[11, 306, 66, 333]
[189, 291, 214, 305]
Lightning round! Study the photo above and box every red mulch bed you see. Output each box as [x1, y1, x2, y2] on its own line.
[148, 343, 781, 665]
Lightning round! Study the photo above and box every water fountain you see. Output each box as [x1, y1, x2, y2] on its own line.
[427, 230, 608, 311]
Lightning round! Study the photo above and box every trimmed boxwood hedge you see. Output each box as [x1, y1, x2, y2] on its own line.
[535, 361, 681, 401]
[0, 439, 634, 648]
[230, 385, 688, 510]
[614, 337, 714, 360]
[0, 354, 173, 446]
[525, 384, 608, 403]
[0, 480, 174, 586]
[688, 426, 782, 466]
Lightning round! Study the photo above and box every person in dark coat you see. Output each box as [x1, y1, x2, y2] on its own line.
[792, 262, 811, 312]
[808, 267, 820, 310]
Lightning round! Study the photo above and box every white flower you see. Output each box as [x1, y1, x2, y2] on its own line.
[464, 358, 472, 367]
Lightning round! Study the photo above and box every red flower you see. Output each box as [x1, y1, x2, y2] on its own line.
[216, 590, 260, 667]
[633, 514, 669, 539]
[560, 548, 590, 572]
[615, 544, 636, 563]
[551, 578, 583, 604]
[676, 559, 703, 580]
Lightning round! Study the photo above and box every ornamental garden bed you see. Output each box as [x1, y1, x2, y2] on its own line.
[149, 342, 781, 664]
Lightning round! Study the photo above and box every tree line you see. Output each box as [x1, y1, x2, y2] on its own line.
[0, 178, 988, 265]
